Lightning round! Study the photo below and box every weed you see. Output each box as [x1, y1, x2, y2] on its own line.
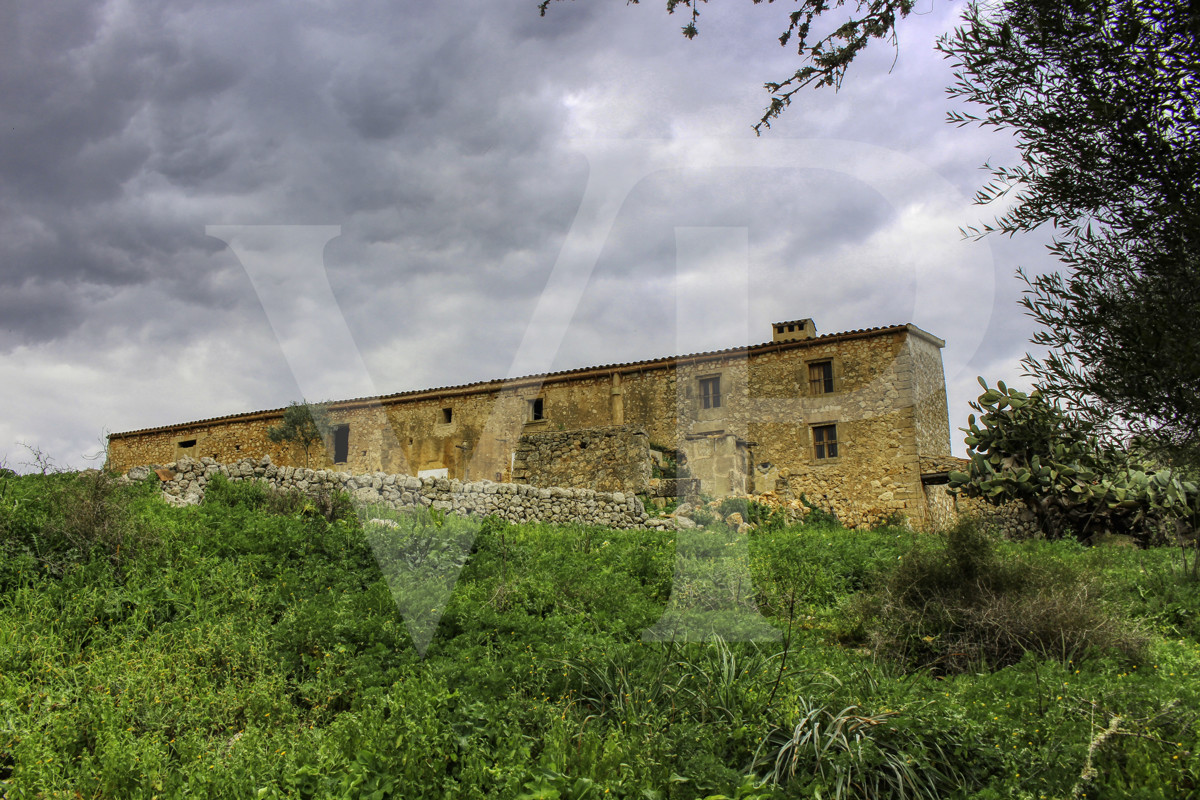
[753, 697, 962, 799]
[853, 519, 1148, 672]
[0, 470, 153, 580]
[798, 494, 839, 527]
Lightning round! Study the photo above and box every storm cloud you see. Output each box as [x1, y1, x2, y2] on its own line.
[0, 0, 1057, 469]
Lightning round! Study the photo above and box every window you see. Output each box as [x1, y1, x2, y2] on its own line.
[699, 376, 722, 409]
[528, 397, 545, 421]
[177, 439, 196, 449]
[440, 407, 453, 424]
[808, 361, 834, 394]
[333, 425, 350, 463]
[813, 424, 838, 459]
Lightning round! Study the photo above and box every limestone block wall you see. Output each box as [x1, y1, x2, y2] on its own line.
[907, 334, 952, 457]
[921, 482, 960, 531]
[681, 434, 750, 497]
[770, 409, 925, 529]
[919, 483, 1049, 539]
[107, 413, 297, 474]
[106, 404, 400, 477]
[511, 426, 652, 495]
[132, 456, 652, 529]
[737, 332, 930, 528]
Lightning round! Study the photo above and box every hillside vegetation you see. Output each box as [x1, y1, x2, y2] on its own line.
[2, 470, 1199, 798]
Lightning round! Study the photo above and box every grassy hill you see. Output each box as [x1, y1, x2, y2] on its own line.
[2, 470, 1198, 798]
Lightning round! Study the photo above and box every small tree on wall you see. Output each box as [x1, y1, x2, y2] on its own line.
[267, 401, 332, 468]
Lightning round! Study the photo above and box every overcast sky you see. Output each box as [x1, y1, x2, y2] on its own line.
[1, 0, 1059, 472]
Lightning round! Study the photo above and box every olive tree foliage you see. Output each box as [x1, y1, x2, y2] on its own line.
[948, 380, 1200, 545]
[267, 401, 332, 468]
[539, 0, 1200, 461]
[937, 0, 1200, 457]
[538, 0, 920, 132]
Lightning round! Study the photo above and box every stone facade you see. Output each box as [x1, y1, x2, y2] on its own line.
[107, 320, 954, 528]
[512, 426, 651, 496]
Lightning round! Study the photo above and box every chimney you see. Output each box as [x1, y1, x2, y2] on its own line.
[771, 318, 816, 343]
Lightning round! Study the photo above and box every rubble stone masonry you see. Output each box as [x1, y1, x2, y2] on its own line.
[107, 322, 954, 528]
[512, 426, 652, 495]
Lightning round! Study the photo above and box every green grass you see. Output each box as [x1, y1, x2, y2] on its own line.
[1, 470, 1198, 798]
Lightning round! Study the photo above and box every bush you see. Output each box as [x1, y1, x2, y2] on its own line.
[798, 494, 839, 528]
[851, 519, 1147, 673]
[0, 470, 154, 581]
[753, 698, 964, 799]
[717, 498, 787, 531]
[203, 474, 357, 525]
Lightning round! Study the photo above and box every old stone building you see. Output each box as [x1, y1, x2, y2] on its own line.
[107, 319, 953, 527]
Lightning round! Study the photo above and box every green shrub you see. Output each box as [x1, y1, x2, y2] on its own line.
[797, 494, 839, 528]
[203, 474, 356, 525]
[202, 472, 271, 510]
[0, 470, 154, 582]
[851, 519, 1148, 672]
[717, 498, 787, 531]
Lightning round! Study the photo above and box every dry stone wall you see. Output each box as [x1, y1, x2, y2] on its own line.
[921, 483, 1046, 538]
[512, 426, 651, 495]
[128, 456, 656, 530]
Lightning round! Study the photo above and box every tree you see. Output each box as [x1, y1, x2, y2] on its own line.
[938, 0, 1200, 457]
[541, 0, 1200, 459]
[267, 401, 332, 468]
[538, 0, 920, 132]
[948, 380, 1199, 545]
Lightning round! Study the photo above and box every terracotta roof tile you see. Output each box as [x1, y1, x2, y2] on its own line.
[109, 323, 928, 439]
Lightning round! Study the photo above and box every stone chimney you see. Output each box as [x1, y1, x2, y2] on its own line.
[771, 318, 816, 343]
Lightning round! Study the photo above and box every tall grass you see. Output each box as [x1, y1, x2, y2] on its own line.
[1, 474, 1197, 798]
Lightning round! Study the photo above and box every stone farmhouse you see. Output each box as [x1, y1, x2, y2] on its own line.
[106, 319, 955, 528]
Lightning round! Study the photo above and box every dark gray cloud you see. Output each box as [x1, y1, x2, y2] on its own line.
[0, 0, 1058, 468]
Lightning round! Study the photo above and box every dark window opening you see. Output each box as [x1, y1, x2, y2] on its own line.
[178, 439, 196, 448]
[809, 361, 834, 394]
[699, 376, 722, 409]
[333, 425, 350, 463]
[813, 424, 838, 459]
[441, 407, 453, 424]
[529, 398, 545, 421]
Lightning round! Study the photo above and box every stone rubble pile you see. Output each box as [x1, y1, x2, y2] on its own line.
[124, 456, 684, 530]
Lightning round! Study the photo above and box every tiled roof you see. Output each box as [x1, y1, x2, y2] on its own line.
[109, 323, 934, 439]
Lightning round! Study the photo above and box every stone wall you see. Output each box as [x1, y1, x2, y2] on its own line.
[745, 331, 928, 528]
[133, 456, 652, 529]
[107, 323, 953, 525]
[921, 482, 961, 531]
[511, 426, 651, 495]
[920, 483, 1046, 538]
[908, 334, 953, 457]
